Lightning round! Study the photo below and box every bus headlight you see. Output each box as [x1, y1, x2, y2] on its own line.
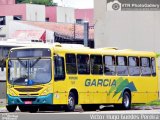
[41, 87, 52, 96]
[8, 89, 17, 96]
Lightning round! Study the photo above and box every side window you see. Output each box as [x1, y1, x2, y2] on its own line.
[116, 56, 128, 76]
[128, 57, 140, 76]
[103, 56, 116, 75]
[54, 56, 65, 80]
[77, 54, 90, 74]
[65, 54, 77, 74]
[140, 57, 151, 76]
[90, 55, 103, 74]
[151, 58, 156, 76]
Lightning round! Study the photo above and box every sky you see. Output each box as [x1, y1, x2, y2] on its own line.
[54, 0, 94, 8]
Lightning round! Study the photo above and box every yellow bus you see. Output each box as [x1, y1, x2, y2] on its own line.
[5, 43, 159, 112]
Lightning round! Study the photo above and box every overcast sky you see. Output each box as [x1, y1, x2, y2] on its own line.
[54, 0, 94, 8]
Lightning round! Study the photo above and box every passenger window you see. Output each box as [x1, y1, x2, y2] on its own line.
[65, 54, 77, 74]
[140, 57, 151, 76]
[103, 56, 116, 75]
[54, 56, 65, 80]
[128, 57, 140, 76]
[151, 58, 156, 76]
[116, 56, 128, 76]
[90, 55, 103, 74]
[77, 54, 90, 74]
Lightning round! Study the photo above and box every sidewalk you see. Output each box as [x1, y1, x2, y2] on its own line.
[0, 99, 6, 107]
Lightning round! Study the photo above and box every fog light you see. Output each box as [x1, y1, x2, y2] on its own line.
[43, 100, 46, 103]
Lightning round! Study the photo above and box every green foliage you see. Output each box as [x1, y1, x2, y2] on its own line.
[16, 0, 57, 6]
[146, 100, 160, 106]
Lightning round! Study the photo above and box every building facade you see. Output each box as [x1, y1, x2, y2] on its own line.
[0, 4, 45, 40]
[94, 0, 160, 53]
[75, 9, 94, 26]
[0, 0, 15, 4]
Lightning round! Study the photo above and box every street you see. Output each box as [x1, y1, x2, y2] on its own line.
[0, 106, 160, 120]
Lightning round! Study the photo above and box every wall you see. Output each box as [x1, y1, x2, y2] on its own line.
[75, 9, 94, 25]
[56, 7, 75, 23]
[0, 0, 15, 4]
[45, 6, 57, 22]
[0, 16, 13, 39]
[0, 4, 26, 20]
[9, 21, 54, 42]
[26, 4, 45, 22]
[94, 0, 160, 53]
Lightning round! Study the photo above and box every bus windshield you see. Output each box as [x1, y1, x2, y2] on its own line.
[8, 58, 51, 85]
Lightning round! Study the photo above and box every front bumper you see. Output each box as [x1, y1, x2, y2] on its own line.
[7, 93, 53, 105]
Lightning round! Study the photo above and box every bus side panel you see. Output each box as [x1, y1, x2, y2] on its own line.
[146, 76, 159, 102]
[53, 81, 68, 104]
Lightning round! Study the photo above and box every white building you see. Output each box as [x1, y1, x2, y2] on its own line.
[0, 4, 45, 40]
[94, 0, 160, 53]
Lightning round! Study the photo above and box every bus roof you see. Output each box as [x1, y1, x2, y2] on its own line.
[10, 43, 156, 57]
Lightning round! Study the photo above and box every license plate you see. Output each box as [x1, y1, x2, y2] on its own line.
[24, 101, 32, 104]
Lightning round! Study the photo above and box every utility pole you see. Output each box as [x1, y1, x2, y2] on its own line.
[83, 21, 89, 47]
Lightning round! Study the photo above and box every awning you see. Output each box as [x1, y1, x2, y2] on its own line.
[12, 30, 46, 43]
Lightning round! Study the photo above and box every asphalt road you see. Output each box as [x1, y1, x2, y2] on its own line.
[0, 106, 160, 120]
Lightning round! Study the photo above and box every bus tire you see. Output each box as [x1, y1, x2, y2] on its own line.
[65, 92, 75, 112]
[81, 104, 99, 111]
[122, 91, 131, 110]
[6, 105, 17, 112]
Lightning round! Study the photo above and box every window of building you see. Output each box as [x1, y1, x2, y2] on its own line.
[54, 56, 65, 80]
[77, 54, 90, 74]
[90, 55, 103, 74]
[151, 58, 156, 76]
[45, 17, 49, 22]
[116, 56, 128, 76]
[76, 19, 84, 24]
[66, 54, 77, 74]
[128, 57, 140, 76]
[140, 57, 151, 76]
[13, 15, 22, 20]
[103, 56, 116, 75]
[0, 16, 6, 25]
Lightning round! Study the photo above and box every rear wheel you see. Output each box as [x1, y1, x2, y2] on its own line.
[114, 91, 131, 110]
[65, 92, 75, 112]
[122, 91, 131, 110]
[81, 104, 99, 111]
[6, 105, 17, 112]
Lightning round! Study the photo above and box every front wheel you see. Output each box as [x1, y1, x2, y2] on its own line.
[114, 91, 131, 110]
[6, 105, 17, 112]
[65, 92, 75, 112]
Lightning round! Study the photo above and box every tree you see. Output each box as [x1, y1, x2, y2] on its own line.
[16, 0, 57, 6]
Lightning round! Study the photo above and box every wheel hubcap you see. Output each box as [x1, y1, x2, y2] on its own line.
[68, 97, 74, 108]
[124, 95, 129, 107]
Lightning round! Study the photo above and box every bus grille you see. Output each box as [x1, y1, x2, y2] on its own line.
[20, 98, 36, 102]
[15, 88, 42, 92]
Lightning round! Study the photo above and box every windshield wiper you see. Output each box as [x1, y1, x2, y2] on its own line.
[30, 57, 41, 68]
[17, 58, 27, 68]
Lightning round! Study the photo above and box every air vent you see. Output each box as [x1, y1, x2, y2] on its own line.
[15, 88, 42, 92]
